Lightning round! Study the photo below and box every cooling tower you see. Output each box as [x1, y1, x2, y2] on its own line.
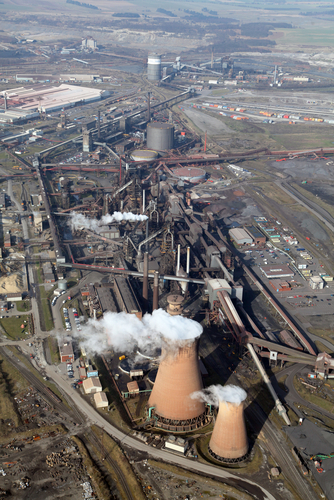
[148, 338, 206, 431]
[209, 401, 248, 463]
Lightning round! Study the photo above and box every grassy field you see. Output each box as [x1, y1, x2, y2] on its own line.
[274, 27, 334, 49]
[291, 182, 334, 220]
[39, 286, 54, 331]
[6, 346, 66, 404]
[0, 353, 27, 430]
[0, 315, 31, 340]
[47, 336, 60, 364]
[293, 376, 334, 414]
[16, 300, 31, 313]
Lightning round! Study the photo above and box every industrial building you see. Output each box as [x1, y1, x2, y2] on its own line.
[259, 264, 294, 279]
[0, 84, 107, 115]
[58, 339, 74, 363]
[83, 376, 102, 394]
[244, 225, 266, 245]
[94, 392, 108, 408]
[229, 228, 253, 245]
[114, 277, 142, 319]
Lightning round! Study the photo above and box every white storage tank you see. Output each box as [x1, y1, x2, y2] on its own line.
[58, 279, 68, 290]
[147, 53, 161, 81]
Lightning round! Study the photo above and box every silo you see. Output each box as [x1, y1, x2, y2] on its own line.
[147, 52, 161, 81]
[209, 400, 248, 462]
[148, 337, 206, 431]
[58, 279, 68, 290]
[147, 122, 174, 151]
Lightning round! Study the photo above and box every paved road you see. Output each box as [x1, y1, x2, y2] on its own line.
[272, 364, 334, 421]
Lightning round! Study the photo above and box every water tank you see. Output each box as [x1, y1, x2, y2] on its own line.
[147, 52, 161, 81]
[58, 279, 68, 290]
[147, 122, 174, 151]
[131, 149, 159, 162]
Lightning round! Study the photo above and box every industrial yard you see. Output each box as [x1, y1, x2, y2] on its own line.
[1, 0, 334, 499]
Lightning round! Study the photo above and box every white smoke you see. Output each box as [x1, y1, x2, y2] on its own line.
[191, 384, 247, 407]
[70, 211, 148, 231]
[74, 308, 203, 355]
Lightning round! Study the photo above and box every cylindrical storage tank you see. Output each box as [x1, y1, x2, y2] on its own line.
[58, 279, 68, 290]
[131, 149, 158, 162]
[147, 122, 174, 151]
[147, 52, 161, 81]
[148, 337, 205, 429]
[209, 401, 248, 462]
[172, 167, 206, 183]
[166, 294, 183, 316]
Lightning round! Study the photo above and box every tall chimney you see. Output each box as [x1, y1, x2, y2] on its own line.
[209, 400, 248, 462]
[153, 271, 159, 311]
[143, 252, 149, 301]
[148, 337, 206, 430]
[97, 110, 101, 139]
[147, 92, 151, 123]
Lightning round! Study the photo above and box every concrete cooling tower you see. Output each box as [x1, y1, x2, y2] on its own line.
[148, 338, 206, 431]
[209, 400, 248, 463]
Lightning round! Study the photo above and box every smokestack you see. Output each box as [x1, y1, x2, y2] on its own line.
[148, 338, 206, 430]
[153, 271, 159, 311]
[119, 157, 122, 184]
[147, 92, 151, 123]
[186, 246, 190, 275]
[142, 189, 146, 214]
[4, 92, 7, 111]
[177, 244, 180, 272]
[143, 252, 149, 302]
[209, 400, 248, 462]
[167, 294, 183, 316]
[97, 110, 101, 139]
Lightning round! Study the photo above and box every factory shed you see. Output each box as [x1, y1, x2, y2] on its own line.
[269, 279, 291, 292]
[94, 392, 108, 408]
[229, 228, 253, 245]
[245, 225, 266, 245]
[127, 381, 140, 395]
[309, 276, 324, 290]
[79, 367, 87, 379]
[58, 339, 74, 363]
[83, 376, 102, 394]
[114, 277, 142, 319]
[165, 436, 188, 454]
[260, 265, 294, 279]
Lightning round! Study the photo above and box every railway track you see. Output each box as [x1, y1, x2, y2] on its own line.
[0, 346, 83, 424]
[85, 429, 135, 500]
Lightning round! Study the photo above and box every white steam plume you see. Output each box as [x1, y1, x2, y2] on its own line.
[70, 211, 148, 231]
[191, 384, 247, 407]
[73, 309, 203, 355]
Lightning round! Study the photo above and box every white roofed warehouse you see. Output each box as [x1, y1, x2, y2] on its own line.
[229, 228, 253, 245]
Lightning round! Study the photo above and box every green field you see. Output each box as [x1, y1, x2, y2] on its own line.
[0, 315, 31, 340]
[274, 27, 334, 48]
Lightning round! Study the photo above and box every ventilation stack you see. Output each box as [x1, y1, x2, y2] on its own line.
[148, 337, 206, 431]
[209, 400, 248, 463]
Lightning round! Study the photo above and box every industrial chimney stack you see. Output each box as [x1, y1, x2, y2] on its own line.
[209, 400, 248, 462]
[148, 337, 206, 431]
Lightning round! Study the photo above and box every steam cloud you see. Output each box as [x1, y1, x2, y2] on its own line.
[191, 384, 247, 407]
[70, 211, 148, 231]
[74, 309, 203, 355]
